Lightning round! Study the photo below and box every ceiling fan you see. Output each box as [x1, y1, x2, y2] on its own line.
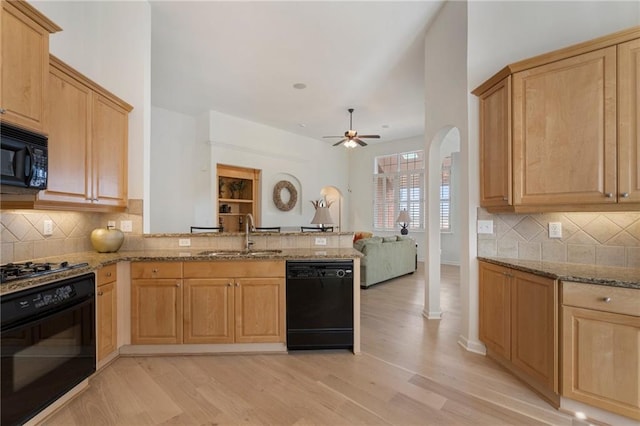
[323, 108, 380, 148]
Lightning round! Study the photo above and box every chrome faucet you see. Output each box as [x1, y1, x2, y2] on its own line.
[245, 213, 255, 251]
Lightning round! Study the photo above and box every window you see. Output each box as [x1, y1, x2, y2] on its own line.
[373, 150, 424, 231]
[440, 156, 452, 232]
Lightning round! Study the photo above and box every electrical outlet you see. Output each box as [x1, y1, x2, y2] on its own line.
[43, 220, 53, 236]
[107, 220, 116, 229]
[120, 220, 133, 232]
[314, 237, 327, 246]
[179, 238, 191, 247]
[549, 222, 562, 239]
[477, 220, 494, 234]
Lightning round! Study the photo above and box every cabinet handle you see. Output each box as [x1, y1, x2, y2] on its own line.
[105, 272, 112, 277]
[601, 297, 611, 303]
[176, 282, 180, 287]
[228, 282, 233, 287]
[98, 291, 104, 296]
[152, 269, 159, 273]
[605, 192, 613, 198]
[502, 197, 508, 201]
[235, 282, 240, 287]
[0, 108, 6, 114]
[621, 192, 629, 198]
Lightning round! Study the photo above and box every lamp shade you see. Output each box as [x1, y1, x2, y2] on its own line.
[311, 206, 334, 225]
[396, 210, 411, 224]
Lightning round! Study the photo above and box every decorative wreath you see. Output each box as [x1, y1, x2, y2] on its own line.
[273, 180, 297, 211]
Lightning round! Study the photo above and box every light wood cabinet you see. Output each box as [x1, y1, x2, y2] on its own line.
[217, 164, 261, 232]
[478, 261, 559, 406]
[618, 38, 640, 204]
[183, 261, 285, 344]
[473, 27, 640, 213]
[562, 282, 640, 420]
[133, 260, 285, 345]
[0, 0, 60, 134]
[131, 262, 183, 344]
[35, 55, 132, 211]
[97, 264, 117, 361]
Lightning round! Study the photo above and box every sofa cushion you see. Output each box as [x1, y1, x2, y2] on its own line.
[382, 236, 398, 242]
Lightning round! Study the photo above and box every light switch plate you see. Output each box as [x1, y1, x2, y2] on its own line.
[43, 220, 53, 236]
[549, 222, 562, 239]
[179, 238, 191, 247]
[314, 237, 327, 246]
[477, 220, 493, 234]
[120, 220, 133, 232]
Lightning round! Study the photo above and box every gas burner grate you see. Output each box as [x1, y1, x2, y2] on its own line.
[0, 261, 88, 283]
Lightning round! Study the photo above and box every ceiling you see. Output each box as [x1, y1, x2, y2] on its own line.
[150, 1, 444, 145]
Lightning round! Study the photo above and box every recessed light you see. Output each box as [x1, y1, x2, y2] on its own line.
[298, 123, 306, 128]
[382, 124, 390, 129]
[293, 83, 307, 90]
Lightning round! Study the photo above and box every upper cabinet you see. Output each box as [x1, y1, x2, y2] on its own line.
[36, 56, 132, 211]
[0, 0, 61, 134]
[473, 27, 640, 213]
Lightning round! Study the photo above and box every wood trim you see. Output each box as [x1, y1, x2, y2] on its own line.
[49, 55, 133, 112]
[473, 26, 640, 95]
[618, 38, 640, 203]
[4, 0, 61, 33]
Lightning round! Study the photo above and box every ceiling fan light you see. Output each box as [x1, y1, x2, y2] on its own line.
[344, 140, 358, 148]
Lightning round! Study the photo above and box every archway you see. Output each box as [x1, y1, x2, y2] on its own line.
[320, 186, 344, 231]
[423, 126, 460, 319]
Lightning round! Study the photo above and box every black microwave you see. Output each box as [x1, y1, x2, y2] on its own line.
[0, 123, 48, 193]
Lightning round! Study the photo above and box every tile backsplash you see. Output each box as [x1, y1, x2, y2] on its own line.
[477, 209, 640, 268]
[1, 199, 144, 263]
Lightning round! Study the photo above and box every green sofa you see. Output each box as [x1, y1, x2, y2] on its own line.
[354, 236, 417, 288]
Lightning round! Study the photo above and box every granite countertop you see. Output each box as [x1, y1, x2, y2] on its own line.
[1, 248, 363, 295]
[479, 257, 640, 290]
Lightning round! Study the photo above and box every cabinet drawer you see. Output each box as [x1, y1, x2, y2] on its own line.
[183, 260, 284, 278]
[97, 264, 117, 286]
[562, 282, 639, 317]
[131, 262, 182, 279]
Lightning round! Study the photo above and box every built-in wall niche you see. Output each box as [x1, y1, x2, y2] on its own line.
[217, 164, 261, 232]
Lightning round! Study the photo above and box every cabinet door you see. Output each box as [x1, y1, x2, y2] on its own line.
[511, 270, 558, 393]
[37, 64, 92, 205]
[235, 277, 285, 343]
[478, 262, 511, 359]
[131, 279, 182, 344]
[618, 38, 640, 204]
[0, 2, 51, 133]
[562, 306, 640, 420]
[97, 281, 117, 361]
[479, 77, 511, 208]
[92, 94, 128, 207]
[183, 278, 234, 344]
[512, 47, 617, 206]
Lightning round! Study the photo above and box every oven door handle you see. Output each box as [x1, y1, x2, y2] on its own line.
[23, 145, 34, 186]
[1, 294, 94, 333]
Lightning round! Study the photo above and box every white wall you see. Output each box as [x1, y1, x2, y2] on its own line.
[32, 1, 150, 202]
[150, 107, 211, 233]
[204, 110, 350, 231]
[461, 1, 640, 350]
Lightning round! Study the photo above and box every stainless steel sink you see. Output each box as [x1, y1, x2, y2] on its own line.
[197, 249, 282, 256]
[197, 250, 244, 256]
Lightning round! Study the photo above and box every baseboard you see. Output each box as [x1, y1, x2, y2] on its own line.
[458, 335, 486, 355]
[440, 260, 460, 266]
[119, 342, 287, 355]
[422, 308, 442, 320]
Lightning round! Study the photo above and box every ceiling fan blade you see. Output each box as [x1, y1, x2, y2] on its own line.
[358, 135, 381, 139]
[354, 138, 368, 147]
[332, 138, 347, 146]
[323, 136, 343, 138]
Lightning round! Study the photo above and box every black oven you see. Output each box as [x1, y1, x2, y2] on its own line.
[0, 122, 48, 193]
[1, 273, 95, 426]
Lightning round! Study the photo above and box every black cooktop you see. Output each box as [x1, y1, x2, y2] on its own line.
[0, 261, 89, 284]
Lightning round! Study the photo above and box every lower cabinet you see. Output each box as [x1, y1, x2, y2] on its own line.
[132, 260, 285, 345]
[479, 261, 559, 405]
[96, 264, 117, 361]
[562, 282, 640, 420]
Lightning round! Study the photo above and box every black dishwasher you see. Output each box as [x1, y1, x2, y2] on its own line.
[286, 260, 353, 350]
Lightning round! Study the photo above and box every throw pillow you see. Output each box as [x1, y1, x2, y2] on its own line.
[353, 231, 373, 243]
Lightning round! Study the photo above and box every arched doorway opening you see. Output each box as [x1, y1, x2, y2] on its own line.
[320, 186, 344, 232]
[423, 126, 460, 319]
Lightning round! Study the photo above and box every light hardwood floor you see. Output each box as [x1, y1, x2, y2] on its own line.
[44, 264, 573, 425]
